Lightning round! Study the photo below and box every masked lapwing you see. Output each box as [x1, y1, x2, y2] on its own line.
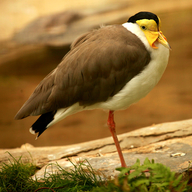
[15, 11, 171, 168]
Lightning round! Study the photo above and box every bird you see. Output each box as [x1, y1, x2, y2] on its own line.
[15, 11, 171, 168]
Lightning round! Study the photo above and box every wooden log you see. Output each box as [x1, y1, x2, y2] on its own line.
[1, 119, 192, 179]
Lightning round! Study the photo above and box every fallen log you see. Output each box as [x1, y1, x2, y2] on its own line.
[1, 119, 192, 179]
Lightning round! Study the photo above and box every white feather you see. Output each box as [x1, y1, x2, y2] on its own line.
[29, 127, 36, 135]
[47, 104, 84, 128]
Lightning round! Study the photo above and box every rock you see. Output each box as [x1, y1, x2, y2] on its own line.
[11, 3, 129, 47]
[1, 119, 192, 179]
[12, 11, 83, 45]
[20, 143, 35, 149]
[33, 142, 192, 180]
[0, 4, 129, 76]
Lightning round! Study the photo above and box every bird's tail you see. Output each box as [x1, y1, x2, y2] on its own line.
[29, 104, 83, 139]
[30, 111, 56, 139]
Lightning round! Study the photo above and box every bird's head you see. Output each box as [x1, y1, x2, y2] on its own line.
[128, 12, 171, 50]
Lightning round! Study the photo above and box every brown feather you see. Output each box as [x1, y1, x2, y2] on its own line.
[15, 25, 150, 119]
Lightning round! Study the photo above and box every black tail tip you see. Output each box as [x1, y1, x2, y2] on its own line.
[29, 127, 39, 140]
[29, 111, 56, 139]
[29, 126, 46, 140]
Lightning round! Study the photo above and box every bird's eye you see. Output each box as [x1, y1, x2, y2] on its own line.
[141, 26, 146, 30]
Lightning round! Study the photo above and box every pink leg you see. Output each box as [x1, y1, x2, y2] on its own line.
[107, 110, 127, 168]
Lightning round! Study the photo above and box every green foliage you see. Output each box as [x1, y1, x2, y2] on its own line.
[116, 158, 191, 192]
[0, 153, 191, 192]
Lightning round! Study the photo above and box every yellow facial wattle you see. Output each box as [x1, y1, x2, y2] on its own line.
[136, 19, 171, 50]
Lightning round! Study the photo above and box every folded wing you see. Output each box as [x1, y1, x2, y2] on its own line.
[15, 25, 150, 120]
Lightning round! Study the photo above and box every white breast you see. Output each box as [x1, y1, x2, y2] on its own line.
[100, 45, 169, 110]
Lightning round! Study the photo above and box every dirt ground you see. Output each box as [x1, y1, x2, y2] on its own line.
[0, 1, 192, 148]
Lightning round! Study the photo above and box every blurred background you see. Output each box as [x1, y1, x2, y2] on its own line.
[0, 0, 191, 148]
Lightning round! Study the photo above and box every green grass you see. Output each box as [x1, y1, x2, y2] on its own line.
[0, 153, 192, 192]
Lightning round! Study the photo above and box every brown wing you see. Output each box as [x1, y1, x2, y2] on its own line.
[15, 25, 150, 119]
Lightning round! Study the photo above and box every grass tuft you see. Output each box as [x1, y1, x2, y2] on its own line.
[33, 159, 105, 192]
[0, 152, 36, 192]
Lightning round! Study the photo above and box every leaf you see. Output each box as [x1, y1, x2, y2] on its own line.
[173, 174, 183, 187]
[128, 170, 144, 180]
[143, 158, 151, 165]
[132, 178, 150, 187]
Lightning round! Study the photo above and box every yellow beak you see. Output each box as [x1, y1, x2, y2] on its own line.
[144, 30, 171, 50]
[158, 31, 171, 50]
